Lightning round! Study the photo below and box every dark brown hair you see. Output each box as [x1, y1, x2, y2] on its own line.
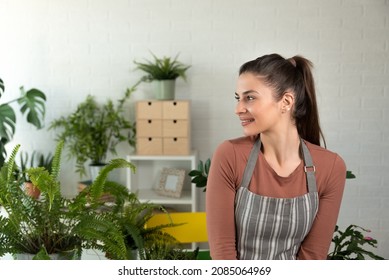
[239, 53, 326, 147]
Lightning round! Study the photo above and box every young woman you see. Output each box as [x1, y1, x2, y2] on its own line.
[206, 54, 346, 260]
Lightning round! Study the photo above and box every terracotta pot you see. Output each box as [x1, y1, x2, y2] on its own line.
[24, 182, 41, 199]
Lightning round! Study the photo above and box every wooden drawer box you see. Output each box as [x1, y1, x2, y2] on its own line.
[137, 119, 163, 137]
[162, 101, 190, 119]
[162, 120, 189, 137]
[136, 100, 190, 155]
[136, 101, 162, 119]
[137, 137, 163, 155]
[163, 137, 189, 155]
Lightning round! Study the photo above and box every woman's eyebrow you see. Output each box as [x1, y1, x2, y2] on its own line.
[235, 90, 259, 95]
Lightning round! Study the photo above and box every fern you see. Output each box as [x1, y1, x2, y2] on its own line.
[75, 214, 128, 260]
[0, 142, 135, 259]
[5, 144, 20, 184]
[89, 158, 136, 201]
[49, 140, 64, 180]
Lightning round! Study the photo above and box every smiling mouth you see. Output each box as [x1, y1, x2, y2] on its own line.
[240, 119, 255, 126]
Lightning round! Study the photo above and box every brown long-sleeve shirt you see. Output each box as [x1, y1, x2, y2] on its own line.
[206, 136, 346, 260]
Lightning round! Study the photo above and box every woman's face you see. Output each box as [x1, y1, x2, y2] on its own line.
[235, 72, 283, 136]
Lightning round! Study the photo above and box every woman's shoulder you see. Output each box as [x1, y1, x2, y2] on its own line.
[221, 135, 257, 147]
[215, 135, 256, 153]
[304, 140, 346, 172]
[304, 140, 341, 157]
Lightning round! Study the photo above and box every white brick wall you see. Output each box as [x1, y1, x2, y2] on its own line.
[0, 0, 388, 259]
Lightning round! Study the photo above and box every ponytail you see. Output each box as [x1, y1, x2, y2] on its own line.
[292, 56, 326, 147]
[239, 54, 326, 147]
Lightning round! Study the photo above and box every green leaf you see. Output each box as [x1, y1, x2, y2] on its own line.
[27, 167, 60, 210]
[188, 170, 202, 176]
[188, 158, 211, 191]
[346, 170, 356, 179]
[88, 158, 136, 201]
[0, 78, 4, 97]
[0, 104, 16, 142]
[204, 158, 211, 174]
[17, 87, 46, 129]
[197, 160, 204, 173]
[134, 52, 190, 81]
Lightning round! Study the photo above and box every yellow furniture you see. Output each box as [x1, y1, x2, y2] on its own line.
[146, 211, 211, 259]
[147, 212, 208, 244]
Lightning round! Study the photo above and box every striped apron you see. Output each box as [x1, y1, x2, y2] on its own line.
[234, 137, 319, 259]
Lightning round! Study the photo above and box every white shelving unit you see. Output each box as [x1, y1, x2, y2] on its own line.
[126, 151, 198, 212]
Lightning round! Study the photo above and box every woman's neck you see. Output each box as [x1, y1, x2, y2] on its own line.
[260, 127, 301, 177]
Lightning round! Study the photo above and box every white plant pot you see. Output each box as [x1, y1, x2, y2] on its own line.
[14, 249, 81, 260]
[89, 163, 106, 182]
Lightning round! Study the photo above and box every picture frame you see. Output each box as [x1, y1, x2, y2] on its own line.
[156, 168, 185, 198]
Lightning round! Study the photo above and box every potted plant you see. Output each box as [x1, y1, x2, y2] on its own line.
[105, 192, 181, 260]
[49, 84, 138, 180]
[0, 78, 46, 167]
[18, 150, 54, 199]
[327, 224, 385, 260]
[144, 242, 199, 260]
[0, 141, 136, 260]
[134, 52, 191, 100]
[188, 158, 211, 192]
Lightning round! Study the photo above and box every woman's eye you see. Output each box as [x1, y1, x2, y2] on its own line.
[246, 95, 254, 101]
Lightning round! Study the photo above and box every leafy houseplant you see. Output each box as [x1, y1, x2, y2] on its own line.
[49, 84, 138, 179]
[0, 78, 46, 167]
[188, 158, 210, 192]
[144, 243, 199, 260]
[134, 52, 191, 100]
[0, 141, 136, 260]
[327, 225, 385, 260]
[327, 171, 384, 260]
[106, 192, 181, 260]
[18, 150, 54, 199]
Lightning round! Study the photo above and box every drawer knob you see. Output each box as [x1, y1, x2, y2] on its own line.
[148, 120, 152, 123]
[173, 120, 177, 123]
[174, 138, 177, 141]
[148, 137, 152, 141]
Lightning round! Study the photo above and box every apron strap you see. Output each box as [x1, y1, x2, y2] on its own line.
[239, 136, 317, 193]
[239, 136, 261, 189]
[300, 140, 317, 193]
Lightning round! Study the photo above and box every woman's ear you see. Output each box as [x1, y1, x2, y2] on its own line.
[282, 91, 295, 112]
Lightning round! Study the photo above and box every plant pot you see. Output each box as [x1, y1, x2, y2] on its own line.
[14, 248, 82, 260]
[153, 80, 176, 100]
[89, 163, 106, 182]
[24, 182, 40, 199]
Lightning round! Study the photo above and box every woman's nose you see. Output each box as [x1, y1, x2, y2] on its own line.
[235, 100, 247, 115]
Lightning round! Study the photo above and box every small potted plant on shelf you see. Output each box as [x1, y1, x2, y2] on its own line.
[49, 83, 139, 181]
[134, 52, 191, 100]
[0, 141, 136, 260]
[0, 77, 46, 167]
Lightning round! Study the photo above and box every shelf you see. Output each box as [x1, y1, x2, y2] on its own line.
[128, 151, 197, 161]
[126, 151, 198, 212]
[136, 189, 193, 205]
